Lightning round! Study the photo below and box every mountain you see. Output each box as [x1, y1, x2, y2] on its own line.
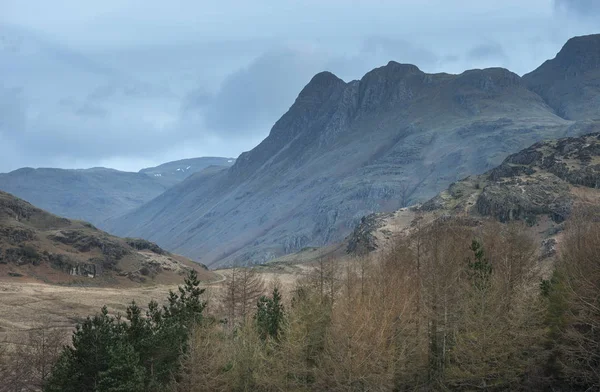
[107, 35, 600, 268]
[523, 34, 600, 120]
[0, 190, 213, 284]
[139, 157, 236, 187]
[0, 157, 234, 227]
[0, 167, 168, 227]
[347, 133, 600, 258]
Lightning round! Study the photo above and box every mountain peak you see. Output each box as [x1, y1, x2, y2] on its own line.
[523, 33, 600, 120]
[361, 61, 422, 81]
[384, 61, 421, 73]
[296, 71, 346, 101]
[554, 34, 600, 74]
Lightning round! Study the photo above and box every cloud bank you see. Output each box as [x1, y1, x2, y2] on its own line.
[0, 0, 598, 172]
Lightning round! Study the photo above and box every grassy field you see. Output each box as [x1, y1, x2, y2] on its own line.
[0, 262, 312, 345]
[0, 279, 185, 343]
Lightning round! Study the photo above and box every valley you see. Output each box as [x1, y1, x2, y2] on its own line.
[1, 27, 600, 391]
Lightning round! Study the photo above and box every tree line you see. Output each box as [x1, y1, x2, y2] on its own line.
[1, 211, 599, 391]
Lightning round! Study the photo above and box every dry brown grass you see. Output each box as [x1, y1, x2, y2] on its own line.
[0, 262, 309, 346]
[0, 279, 177, 343]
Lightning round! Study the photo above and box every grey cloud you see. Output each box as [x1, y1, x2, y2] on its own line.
[360, 37, 438, 67]
[75, 102, 108, 118]
[193, 48, 329, 135]
[187, 40, 438, 137]
[0, 87, 27, 132]
[1, 0, 598, 172]
[467, 42, 508, 61]
[554, 0, 600, 16]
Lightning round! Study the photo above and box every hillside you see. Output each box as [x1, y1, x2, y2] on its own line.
[347, 133, 600, 258]
[139, 157, 235, 187]
[0, 157, 232, 227]
[0, 167, 167, 227]
[523, 34, 600, 121]
[106, 36, 600, 268]
[0, 190, 213, 285]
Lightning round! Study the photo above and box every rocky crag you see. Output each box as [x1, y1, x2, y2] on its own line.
[347, 133, 600, 257]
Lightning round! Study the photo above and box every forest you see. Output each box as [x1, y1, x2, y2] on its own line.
[1, 211, 599, 392]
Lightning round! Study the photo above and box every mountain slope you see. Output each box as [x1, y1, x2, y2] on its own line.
[0, 190, 213, 284]
[0, 167, 168, 227]
[139, 157, 235, 187]
[0, 157, 233, 227]
[347, 133, 600, 257]
[523, 34, 600, 120]
[107, 62, 598, 267]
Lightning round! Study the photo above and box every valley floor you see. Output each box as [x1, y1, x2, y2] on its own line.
[0, 279, 181, 343]
[0, 261, 312, 344]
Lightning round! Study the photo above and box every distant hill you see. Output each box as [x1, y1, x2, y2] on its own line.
[0, 157, 233, 227]
[106, 34, 600, 267]
[0, 190, 214, 284]
[139, 157, 235, 187]
[0, 167, 167, 228]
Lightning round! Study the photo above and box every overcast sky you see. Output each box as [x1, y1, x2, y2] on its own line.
[0, 0, 598, 172]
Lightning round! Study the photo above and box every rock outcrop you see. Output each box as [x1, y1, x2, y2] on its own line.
[347, 133, 600, 256]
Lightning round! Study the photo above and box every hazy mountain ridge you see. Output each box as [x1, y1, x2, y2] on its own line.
[106, 35, 600, 267]
[139, 157, 235, 187]
[0, 190, 213, 284]
[0, 157, 232, 227]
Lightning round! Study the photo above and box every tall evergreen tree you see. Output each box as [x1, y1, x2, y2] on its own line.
[45, 307, 125, 392]
[255, 287, 285, 340]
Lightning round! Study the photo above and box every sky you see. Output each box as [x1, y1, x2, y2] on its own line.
[0, 0, 599, 173]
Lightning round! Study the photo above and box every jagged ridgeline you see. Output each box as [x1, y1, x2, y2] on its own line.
[0, 190, 212, 284]
[107, 34, 600, 267]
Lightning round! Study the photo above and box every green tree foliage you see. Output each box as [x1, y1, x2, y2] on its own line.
[255, 287, 285, 341]
[44, 270, 206, 392]
[96, 341, 145, 392]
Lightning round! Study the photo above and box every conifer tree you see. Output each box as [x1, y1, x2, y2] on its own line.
[45, 270, 206, 392]
[255, 287, 285, 340]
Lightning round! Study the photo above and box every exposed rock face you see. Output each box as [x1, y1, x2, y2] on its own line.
[125, 238, 166, 255]
[424, 133, 600, 223]
[347, 133, 600, 257]
[69, 263, 98, 278]
[107, 34, 600, 267]
[475, 179, 572, 223]
[346, 213, 390, 255]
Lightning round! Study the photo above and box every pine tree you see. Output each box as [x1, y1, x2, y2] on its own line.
[45, 270, 207, 392]
[45, 307, 123, 392]
[97, 341, 145, 392]
[255, 287, 285, 340]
